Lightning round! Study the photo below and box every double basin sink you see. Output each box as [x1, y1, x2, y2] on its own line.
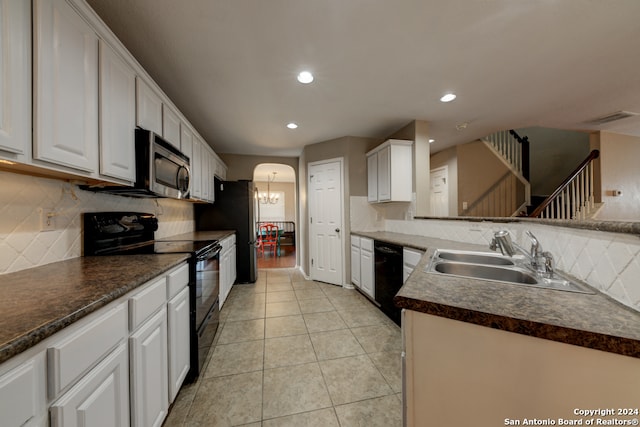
[426, 249, 593, 294]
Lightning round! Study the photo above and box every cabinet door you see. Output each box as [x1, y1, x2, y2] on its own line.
[180, 126, 193, 164]
[50, 343, 129, 427]
[0, 0, 31, 157]
[230, 243, 237, 284]
[208, 152, 216, 202]
[162, 104, 181, 149]
[360, 248, 375, 299]
[190, 137, 202, 199]
[377, 146, 391, 201]
[33, 0, 98, 173]
[135, 77, 162, 135]
[201, 147, 210, 201]
[167, 286, 190, 403]
[219, 249, 231, 308]
[367, 153, 378, 202]
[351, 244, 361, 287]
[0, 352, 47, 427]
[130, 307, 168, 427]
[99, 40, 136, 182]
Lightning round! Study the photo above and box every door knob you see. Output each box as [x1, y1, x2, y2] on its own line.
[335, 228, 340, 233]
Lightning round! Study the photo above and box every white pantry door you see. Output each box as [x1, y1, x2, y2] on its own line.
[308, 159, 344, 285]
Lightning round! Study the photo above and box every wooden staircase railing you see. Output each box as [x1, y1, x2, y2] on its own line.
[483, 129, 530, 181]
[529, 150, 600, 219]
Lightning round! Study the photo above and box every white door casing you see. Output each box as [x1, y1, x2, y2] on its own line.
[430, 166, 449, 216]
[308, 159, 344, 286]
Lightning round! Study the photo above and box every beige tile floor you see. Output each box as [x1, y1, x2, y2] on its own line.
[164, 268, 403, 427]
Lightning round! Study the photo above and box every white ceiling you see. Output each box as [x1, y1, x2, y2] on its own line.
[86, 0, 640, 157]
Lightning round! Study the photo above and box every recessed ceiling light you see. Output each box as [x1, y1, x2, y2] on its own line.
[286, 122, 298, 129]
[297, 71, 314, 84]
[440, 93, 456, 103]
[429, 139, 435, 143]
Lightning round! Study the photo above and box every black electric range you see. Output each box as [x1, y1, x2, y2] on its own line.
[83, 212, 221, 381]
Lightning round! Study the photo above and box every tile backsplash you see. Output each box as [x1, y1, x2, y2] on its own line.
[0, 170, 194, 274]
[351, 196, 640, 312]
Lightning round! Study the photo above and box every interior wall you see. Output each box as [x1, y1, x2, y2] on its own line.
[218, 153, 300, 267]
[596, 131, 640, 221]
[0, 170, 194, 274]
[299, 136, 379, 282]
[515, 127, 590, 195]
[254, 181, 295, 222]
[456, 140, 509, 213]
[217, 153, 298, 181]
[430, 146, 459, 216]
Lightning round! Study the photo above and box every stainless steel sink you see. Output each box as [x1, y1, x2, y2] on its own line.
[435, 249, 515, 266]
[426, 249, 594, 294]
[433, 262, 537, 284]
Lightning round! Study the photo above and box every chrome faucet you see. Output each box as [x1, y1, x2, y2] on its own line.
[490, 230, 554, 278]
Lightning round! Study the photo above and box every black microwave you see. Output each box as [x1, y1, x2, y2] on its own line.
[84, 129, 191, 199]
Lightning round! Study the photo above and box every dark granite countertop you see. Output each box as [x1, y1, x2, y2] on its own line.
[352, 231, 640, 359]
[0, 254, 190, 364]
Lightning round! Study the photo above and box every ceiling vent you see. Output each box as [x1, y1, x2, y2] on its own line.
[586, 110, 640, 125]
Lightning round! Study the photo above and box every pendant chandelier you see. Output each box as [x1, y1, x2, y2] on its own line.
[259, 172, 279, 204]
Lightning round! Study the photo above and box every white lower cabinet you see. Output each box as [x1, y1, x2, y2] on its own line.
[130, 307, 169, 427]
[167, 286, 190, 403]
[350, 236, 361, 287]
[0, 350, 47, 427]
[219, 234, 237, 308]
[50, 342, 129, 427]
[350, 235, 374, 299]
[403, 310, 640, 426]
[1, 262, 190, 427]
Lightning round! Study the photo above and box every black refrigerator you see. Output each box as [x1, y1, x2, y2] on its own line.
[195, 179, 258, 283]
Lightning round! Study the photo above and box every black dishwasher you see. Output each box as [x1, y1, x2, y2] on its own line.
[374, 240, 404, 326]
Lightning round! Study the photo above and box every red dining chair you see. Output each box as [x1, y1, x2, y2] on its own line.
[258, 223, 279, 256]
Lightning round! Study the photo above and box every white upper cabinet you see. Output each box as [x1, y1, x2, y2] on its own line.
[180, 125, 193, 163]
[162, 104, 181, 148]
[33, 0, 99, 173]
[367, 152, 378, 202]
[367, 139, 413, 203]
[190, 136, 202, 199]
[135, 77, 162, 135]
[0, 0, 31, 159]
[98, 39, 136, 183]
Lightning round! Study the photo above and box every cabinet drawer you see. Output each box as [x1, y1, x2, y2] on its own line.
[360, 237, 374, 252]
[48, 302, 127, 398]
[129, 276, 167, 331]
[350, 235, 360, 247]
[166, 263, 189, 300]
[403, 248, 424, 268]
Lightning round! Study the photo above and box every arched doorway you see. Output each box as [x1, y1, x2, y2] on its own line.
[253, 163, 297, 269]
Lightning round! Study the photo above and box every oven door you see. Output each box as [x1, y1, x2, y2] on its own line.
[190, 245, 221, 378]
